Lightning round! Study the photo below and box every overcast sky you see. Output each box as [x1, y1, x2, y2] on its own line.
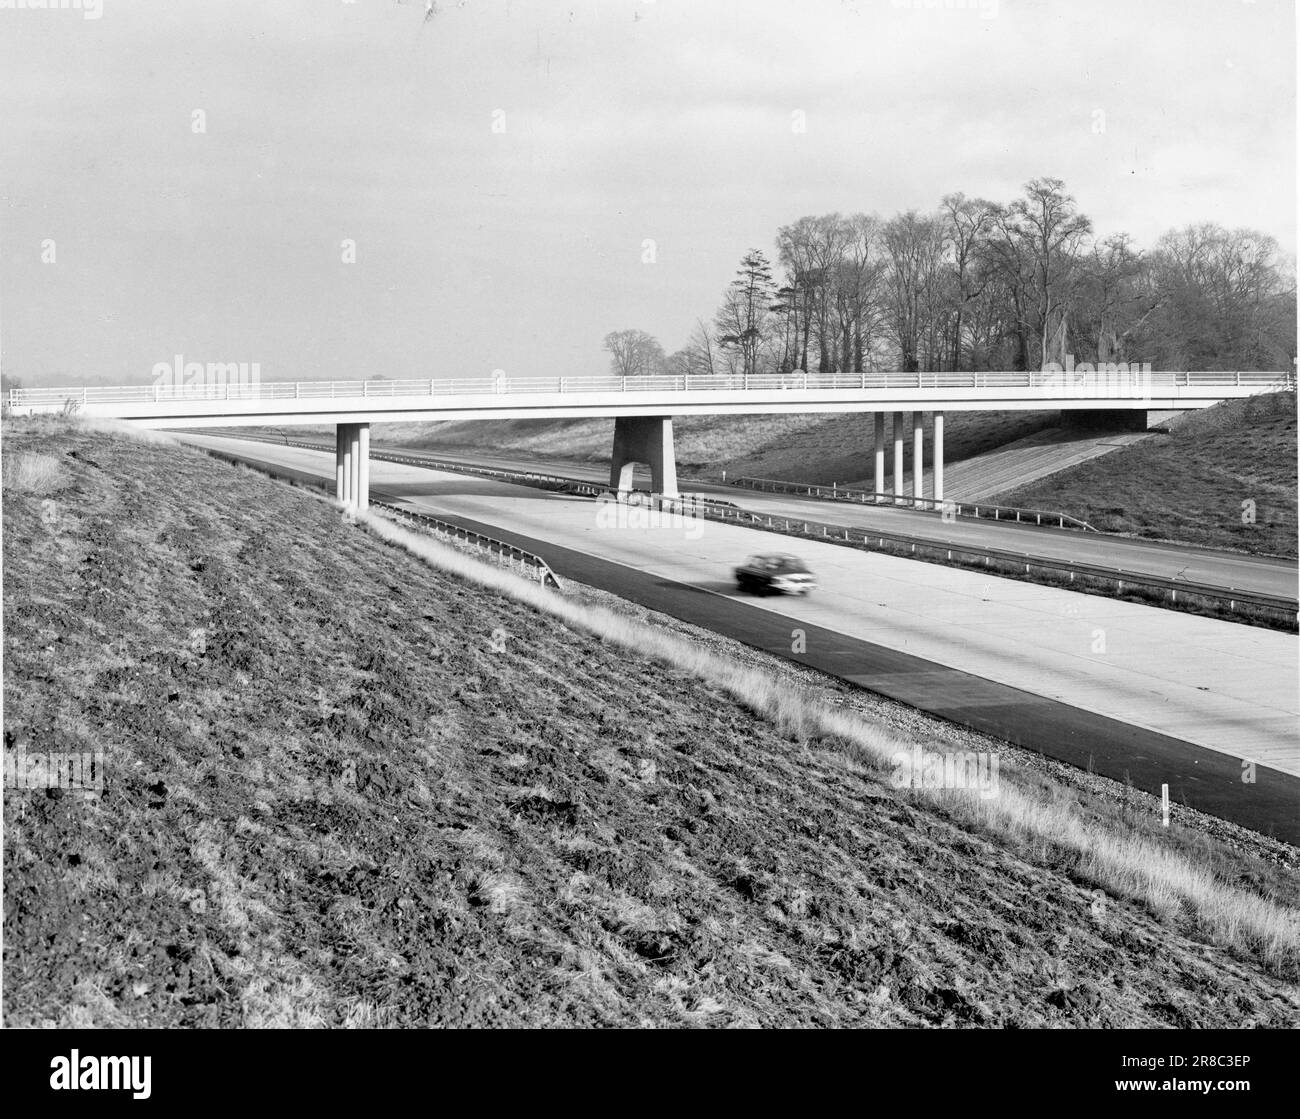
[1, 0, 1294, 386]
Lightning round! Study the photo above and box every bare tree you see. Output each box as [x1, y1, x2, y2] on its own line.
[682, 180, 1292, 379]
[685, 318, 717, 376]
[982, 204, 1038, 370]
[603, 329, 665, 378]
[883, 211, 946, 372]
[1007, 178, 1093, 367]
[776, 216, 823, 373]
[714, 250, 777, 378]
[662, 348, 692, 377]
[832, 213, 887, 374]
[1136, 224, 1296, 370]
[940, 193, 997, 369]
[1074, 233, 1154, 364]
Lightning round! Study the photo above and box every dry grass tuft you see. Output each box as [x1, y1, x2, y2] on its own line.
[2, 451, 67, 495]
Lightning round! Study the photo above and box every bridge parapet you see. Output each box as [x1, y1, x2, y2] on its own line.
[8, 368, 1294, 415]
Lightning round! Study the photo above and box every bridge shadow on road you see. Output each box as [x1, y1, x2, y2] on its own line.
[372, 479, 556, 499]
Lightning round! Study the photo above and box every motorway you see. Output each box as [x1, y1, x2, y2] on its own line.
[230, 433, 1297, 599]
[182, 433, 1300, 843]
[383, 445, 1300, 599]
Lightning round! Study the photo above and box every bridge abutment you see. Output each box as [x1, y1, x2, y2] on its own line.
[610, 415, 678, 499]
[1062, 408, 1186, 432]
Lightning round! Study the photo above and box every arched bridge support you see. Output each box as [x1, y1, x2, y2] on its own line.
[610, 415, 678, 499]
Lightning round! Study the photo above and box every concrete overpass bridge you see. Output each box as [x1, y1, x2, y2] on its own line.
[9, 369, 1292, 511]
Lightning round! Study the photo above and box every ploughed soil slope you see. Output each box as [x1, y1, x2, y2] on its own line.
[997, 392, 1298, 557]
[3, 419, 1299, 1027]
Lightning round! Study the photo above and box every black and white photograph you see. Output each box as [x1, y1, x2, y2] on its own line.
[1, 0, 1296, 1073]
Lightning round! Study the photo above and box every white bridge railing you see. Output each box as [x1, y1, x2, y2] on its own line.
[7, 369, 1295, 408]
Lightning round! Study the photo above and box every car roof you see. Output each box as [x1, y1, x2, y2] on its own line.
[748, 554, 807, 565]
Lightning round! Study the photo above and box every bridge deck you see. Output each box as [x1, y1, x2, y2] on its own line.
[9, 371, 1291, 427]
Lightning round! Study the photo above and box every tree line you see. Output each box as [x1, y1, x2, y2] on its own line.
[605, 177, 1297, 378]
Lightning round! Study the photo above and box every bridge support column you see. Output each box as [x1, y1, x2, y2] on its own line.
[873, 413, 885, 501]
[610, 415, 678, 499]
[356, 423, 369, 510]
[933, 411, 944, 503]
[335, 422, 371, 512]
[338, 423, 353, 507]
[336, 425, 347, 501]
[348, 425, 360, 507]
[912, 411, 924, 508]
[892, 411, 905, 504]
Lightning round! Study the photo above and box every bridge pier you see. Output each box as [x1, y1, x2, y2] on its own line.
[610, 415, 678, 499]
[933, 411, 944, 503]
[873, 413, 885, 500]
[335, 422, 370, 511]
[912, 411, 924, 508]
[892, 411, 905, 504]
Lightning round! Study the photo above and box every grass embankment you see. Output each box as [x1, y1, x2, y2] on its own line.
[4, 417, 1300, 1028]
[997, 393, 1298, 557]
[382, 410, 1055, 487]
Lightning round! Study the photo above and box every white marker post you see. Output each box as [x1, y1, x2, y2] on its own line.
[1161, 784, 1170, 827]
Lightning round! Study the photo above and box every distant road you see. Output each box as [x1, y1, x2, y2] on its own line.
[180, 433, 1300, 844]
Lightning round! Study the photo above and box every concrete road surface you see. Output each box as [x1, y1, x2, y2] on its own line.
[372, 445, 1298, 599]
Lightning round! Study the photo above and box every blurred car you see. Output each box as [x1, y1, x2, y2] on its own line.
[734, 554, 817, 596]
